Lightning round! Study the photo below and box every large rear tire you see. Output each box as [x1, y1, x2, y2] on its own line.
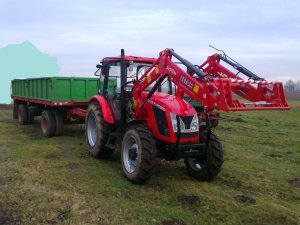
[41, 110, 56, 138]
[184, 132, 223, 181]
[121, 125, 157, 184]
[85, 102, 113, 158]
[18, 104, 28, 125]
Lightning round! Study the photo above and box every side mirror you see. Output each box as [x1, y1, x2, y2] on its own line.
[94, 64, 102, 76]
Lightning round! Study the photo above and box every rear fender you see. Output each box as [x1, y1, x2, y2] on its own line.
[89, 95, 115, 124]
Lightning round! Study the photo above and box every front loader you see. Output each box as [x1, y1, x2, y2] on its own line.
[85, 48, 289, 184]
[178, 47, 289, 126]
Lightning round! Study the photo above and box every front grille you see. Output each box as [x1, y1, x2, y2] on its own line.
[179, 132, 198, 139]
[179, 115, 193, 129]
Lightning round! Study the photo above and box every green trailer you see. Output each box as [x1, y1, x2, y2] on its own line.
[11, 77, 117, 103]
[11, 76, 117, 137]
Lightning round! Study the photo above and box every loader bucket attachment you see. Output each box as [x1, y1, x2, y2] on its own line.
[197, 53, 290, 111]
[211, 78, 290, 111]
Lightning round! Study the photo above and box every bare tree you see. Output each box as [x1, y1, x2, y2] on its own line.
[284, 80, 300, 93]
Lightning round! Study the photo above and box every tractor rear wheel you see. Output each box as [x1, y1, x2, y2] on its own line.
[41, 110, 56, 138]
[184, 132, 223, 181]
[18, 104, 28, 125]
[85, 102, 113, 158]
[121, 125, 157, 184]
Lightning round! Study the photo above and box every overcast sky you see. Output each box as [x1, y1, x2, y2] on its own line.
[1, 0, 299, 82]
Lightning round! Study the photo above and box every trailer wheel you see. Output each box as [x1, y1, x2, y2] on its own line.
[121, 125, 157, 184]
[184, 132, 223, 181]
[85, 102, 113, 158]
[13, 103, 19, 119]
[41, 110, 56, 138]
[53, 111, 64, 136]
[18, 104, 28, 125]
[27, 107, 34, 125]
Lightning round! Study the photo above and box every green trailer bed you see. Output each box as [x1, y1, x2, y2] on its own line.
[11, 77, 117, 102]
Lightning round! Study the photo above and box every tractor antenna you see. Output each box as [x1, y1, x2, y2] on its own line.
[209, 45, 226, 57]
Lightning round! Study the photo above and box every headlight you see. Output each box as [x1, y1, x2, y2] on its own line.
[170, 112, 179, 132]
[190, 114, 199, 131]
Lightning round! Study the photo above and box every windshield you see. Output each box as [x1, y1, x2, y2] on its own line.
[100, 61, 152, 93]
[99, 60, 181, 94]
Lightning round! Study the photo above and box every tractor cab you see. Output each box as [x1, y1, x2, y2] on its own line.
[94, 54, 156, 126]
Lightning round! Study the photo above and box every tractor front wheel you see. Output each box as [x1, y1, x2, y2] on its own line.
[121, 125, 157, 184]
[184, 132, 223, 181]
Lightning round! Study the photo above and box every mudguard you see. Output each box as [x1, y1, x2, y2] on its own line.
[89, 95, 115, 124]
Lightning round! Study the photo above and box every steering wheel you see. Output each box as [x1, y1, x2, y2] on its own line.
[121, 81, 134, 92]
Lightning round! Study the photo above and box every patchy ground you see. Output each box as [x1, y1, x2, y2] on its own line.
[0, 100, 299, 224]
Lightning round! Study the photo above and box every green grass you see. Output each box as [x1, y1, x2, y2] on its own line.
[0, 101, 299, 225]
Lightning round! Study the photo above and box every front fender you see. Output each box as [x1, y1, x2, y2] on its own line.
[89, 95, 115, 124]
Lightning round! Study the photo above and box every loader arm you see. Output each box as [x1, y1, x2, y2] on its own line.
[133, 49, 290, 115]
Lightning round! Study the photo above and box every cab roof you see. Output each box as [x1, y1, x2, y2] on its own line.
[102, 55, 157, 64]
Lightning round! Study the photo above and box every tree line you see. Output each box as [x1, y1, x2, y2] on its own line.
[284, 80, 300, 93]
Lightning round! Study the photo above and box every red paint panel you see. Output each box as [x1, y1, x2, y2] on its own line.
[89, 96, 115, 124]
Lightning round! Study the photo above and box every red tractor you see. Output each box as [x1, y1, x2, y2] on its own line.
[85, 49, 289, 184]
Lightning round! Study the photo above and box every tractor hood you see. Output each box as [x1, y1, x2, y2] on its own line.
[141, 92, 196, 116]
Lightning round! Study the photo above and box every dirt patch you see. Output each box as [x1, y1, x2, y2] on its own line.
[0, 209, 18, 225]
[66, 162, 84, 170]
[235, 194, 256, 204]
[288, 178, 300, 187]
[45, 152, 62, 159]
[268, 154, 283, 158]
[0, 199, 20, 224]
[177, 195, 200, 207]
[161, 218, 187, 225]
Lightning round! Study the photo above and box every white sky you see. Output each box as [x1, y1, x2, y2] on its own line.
[1, 0, 300, 82]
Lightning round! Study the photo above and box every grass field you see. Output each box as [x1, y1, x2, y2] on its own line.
[0, 100, 299, 224]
